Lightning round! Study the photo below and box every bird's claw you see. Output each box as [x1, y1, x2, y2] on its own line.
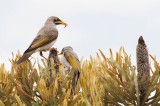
[40, 52, 47, 60]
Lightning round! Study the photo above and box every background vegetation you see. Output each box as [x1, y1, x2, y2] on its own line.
[0, 36, 160, 106]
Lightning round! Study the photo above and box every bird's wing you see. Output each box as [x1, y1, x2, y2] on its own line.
[64, 51, 81, 94]
[64, 51, 81, 70]
[25, 29, 58, 53]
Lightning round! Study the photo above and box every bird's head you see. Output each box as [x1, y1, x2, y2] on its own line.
[47, 16, 67, 27]
[59, 46, 73, 55]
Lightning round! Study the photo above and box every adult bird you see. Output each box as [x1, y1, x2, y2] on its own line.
[60, 46, 81, 94]
[16, 16, 67, 64]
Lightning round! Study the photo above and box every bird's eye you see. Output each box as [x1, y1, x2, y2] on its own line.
[53, 18, 58, 22]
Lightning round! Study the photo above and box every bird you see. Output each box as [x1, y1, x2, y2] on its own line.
[16, 16, 67, 64]
[59, 46, 81, 94]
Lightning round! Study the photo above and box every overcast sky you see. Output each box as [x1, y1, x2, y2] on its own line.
[0, 0, 160, 70]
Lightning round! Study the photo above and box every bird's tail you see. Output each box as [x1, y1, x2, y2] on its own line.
[16, 51, 34, 64]
[71, 70, 80, 94]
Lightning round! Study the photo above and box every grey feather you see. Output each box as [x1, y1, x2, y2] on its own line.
[16, 16, 61, 64]
[60, 46, 81, 94]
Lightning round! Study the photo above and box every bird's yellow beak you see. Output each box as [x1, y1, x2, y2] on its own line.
[55, 21, 68, 27]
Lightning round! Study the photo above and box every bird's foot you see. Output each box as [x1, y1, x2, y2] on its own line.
[40, 51, 47, 60]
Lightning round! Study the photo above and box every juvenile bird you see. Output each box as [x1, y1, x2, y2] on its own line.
[16, 16, 67, 64]
[60, 46, 81, 94]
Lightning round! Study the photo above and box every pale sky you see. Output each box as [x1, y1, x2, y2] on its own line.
[0, 0, 160, 70]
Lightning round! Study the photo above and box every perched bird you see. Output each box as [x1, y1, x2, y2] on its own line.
[60, 46, 81, 94]
[16, 16, 67, 64]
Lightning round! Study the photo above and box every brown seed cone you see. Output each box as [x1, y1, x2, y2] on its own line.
[47, 48, 60, 87]
[48, 48, 60, 73]
[136, 36, 150, 99]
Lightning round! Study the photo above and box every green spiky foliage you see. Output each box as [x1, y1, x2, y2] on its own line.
[0, 39, 160, 106]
